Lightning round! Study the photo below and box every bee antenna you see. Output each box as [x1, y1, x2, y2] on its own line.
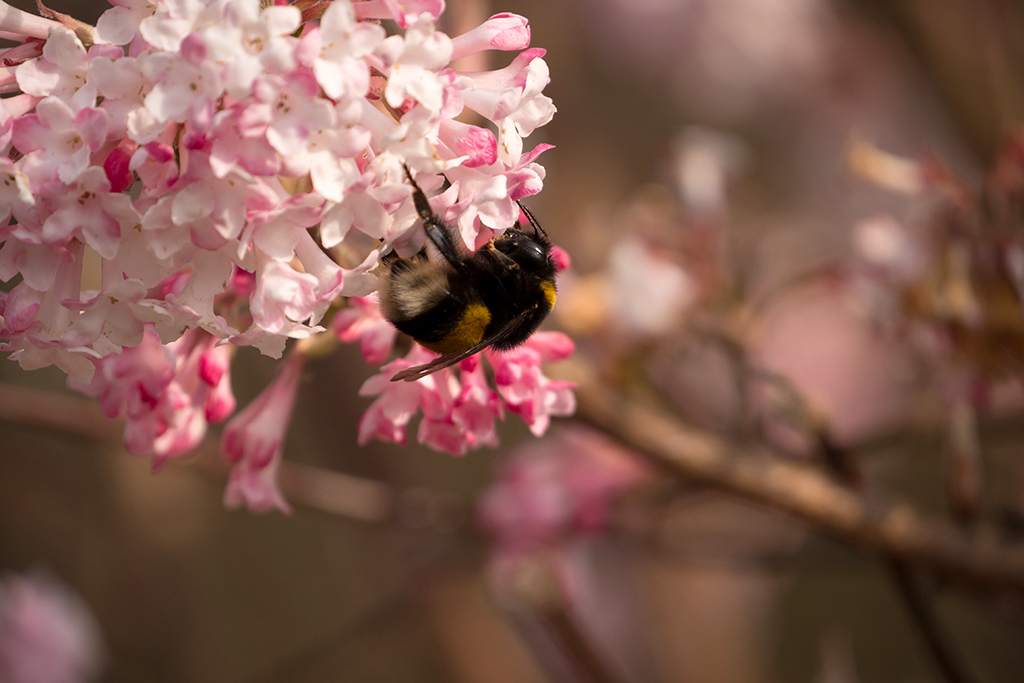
[516, 201, 548, 239]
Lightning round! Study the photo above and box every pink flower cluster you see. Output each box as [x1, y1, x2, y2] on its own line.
[0, 0, 568, 511]
[71, 323, 235, 467]
[350, 314, 576, 455]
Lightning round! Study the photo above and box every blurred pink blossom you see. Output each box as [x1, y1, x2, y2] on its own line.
[478, 426, 654, 555]
[0, 572, 103, 683]
[752, 284, 912, 447]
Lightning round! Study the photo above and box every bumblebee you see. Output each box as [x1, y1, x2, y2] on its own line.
[379, 166, 557, 382]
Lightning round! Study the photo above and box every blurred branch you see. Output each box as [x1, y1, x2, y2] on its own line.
[0, 381, 120, 441]
[886, 558, 975, 683]
[506, 557, 628, 683]
[278, 460, 394, 522]
[535, 605, 625, 683]
[0, 381, 395, 524]
[188, 446, 395, 523]
[560, 359, 1024, 599]
[806, 404, 976, 683]
[853, 0, 1024, 162]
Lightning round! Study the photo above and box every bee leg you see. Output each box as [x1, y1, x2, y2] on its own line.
[424, 224, 467, 270]
[403, 163, 464, 270]
[403, 164, 435, 223]
[483, 241, 517, 268]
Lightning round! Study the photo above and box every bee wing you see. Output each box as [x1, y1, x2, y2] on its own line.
[388, 343, 489, 382]
[389, 307, 538, 382]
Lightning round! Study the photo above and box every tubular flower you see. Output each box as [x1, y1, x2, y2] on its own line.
[221, 350, 304, 514]
[0, 0, 568, 507]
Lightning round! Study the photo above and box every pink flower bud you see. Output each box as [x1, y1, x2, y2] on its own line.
[450, 13, 530, 62]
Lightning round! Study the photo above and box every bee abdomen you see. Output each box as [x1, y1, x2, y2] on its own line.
[421, 303, 491, 354]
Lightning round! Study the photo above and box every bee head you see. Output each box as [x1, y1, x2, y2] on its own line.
[495, 227, 555, 277]
[495, 201, 553, 276]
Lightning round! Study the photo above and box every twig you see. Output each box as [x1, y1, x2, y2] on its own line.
[886, 558, 975, 683]
[559, 359, 1024, 598]
[808, 414, 975, 683]
[506, 557, 627, 683]
[536, 605, 625, 683]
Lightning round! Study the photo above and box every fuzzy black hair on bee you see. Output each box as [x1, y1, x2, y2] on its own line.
[379, 165, 557, 382]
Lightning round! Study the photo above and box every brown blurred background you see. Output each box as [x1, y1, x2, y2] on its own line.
[3, 0, 1024, 681]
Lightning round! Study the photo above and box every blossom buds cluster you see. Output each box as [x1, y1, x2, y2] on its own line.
[0, 0, 568, 512]
[476, 427, 652, 597]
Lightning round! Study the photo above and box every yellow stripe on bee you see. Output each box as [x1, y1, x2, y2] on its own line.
[540, 280, 556, 309]
[424, 303, 492, 354]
